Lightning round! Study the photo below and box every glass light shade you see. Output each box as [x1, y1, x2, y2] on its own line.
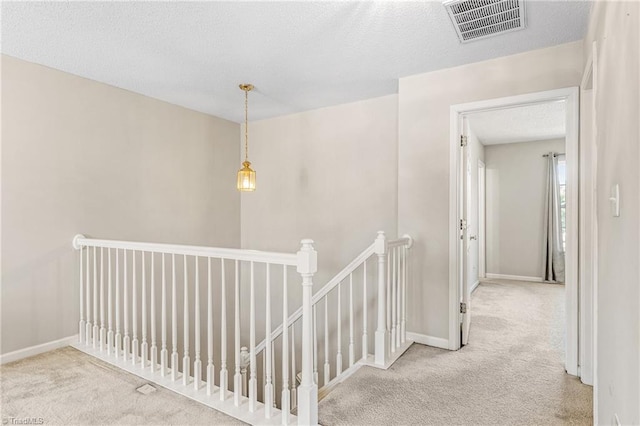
[237, 161, 256, 191]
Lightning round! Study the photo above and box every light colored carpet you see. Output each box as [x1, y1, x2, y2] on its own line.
[318, 279, 593, 425]
[0, 346, 245, 425]
[1, 279, 592, 425]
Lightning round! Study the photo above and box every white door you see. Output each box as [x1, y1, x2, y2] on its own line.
[478, 160, 486, 279]
[460, 119, 471, 345]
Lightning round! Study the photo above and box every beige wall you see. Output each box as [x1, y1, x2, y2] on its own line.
[240, 94, 399, 289]
[398, 42, 583, 340]
[584, 2, 640, 424]
[1, 55, 241, 355]
[484, 139, 565, 279]
[237, 95, 399, 371]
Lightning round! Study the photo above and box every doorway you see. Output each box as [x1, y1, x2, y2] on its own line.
[448, 88, 586, 381]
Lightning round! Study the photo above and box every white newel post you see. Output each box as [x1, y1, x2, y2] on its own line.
[296, 239, 318, 426]
[374, 231, 388, 366]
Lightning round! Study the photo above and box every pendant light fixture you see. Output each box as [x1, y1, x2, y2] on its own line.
[237, 83, 256, 191]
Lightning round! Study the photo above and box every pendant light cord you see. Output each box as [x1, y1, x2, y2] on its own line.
[244, 88, 249, 162]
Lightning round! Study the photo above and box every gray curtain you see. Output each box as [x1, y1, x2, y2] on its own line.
[542, 153, 565, 282]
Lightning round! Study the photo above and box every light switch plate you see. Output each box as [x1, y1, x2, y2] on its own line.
[610, 184, 620, 217]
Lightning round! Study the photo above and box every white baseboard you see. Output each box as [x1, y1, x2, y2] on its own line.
[405, 332, 449, 350]
[359, 340, 413, 370]
[1, 335, 78, 365]
[485, 273, 543, 283]
[470, 280, 480, 293]
[318, 363, 364, 401]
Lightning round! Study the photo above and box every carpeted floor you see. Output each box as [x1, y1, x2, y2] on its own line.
[1, 279, 592, 425]
[318, 279, 593, 425]
[0, 346, 245, 425]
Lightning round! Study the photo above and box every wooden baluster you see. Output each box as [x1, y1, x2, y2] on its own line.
[386, 251, 391, 352]
[391, 248, 397, 352]
[240, 346, 249, 397]
[115, 249, 122, 358]
[392, 248, 396, 348]
[291, 325, 297, 410]
[264, 263, 273, 418]
[348, 273, 354, 367]
[194, 256, 202, 390]
[262, 352, 267, 405]
[271, 341, 277, 409]
[171, 254, 178, 381]
[124, 250, 130, 361]
[132, 251, 139, 364]
[249, 262, 257, 412]
[234, 260, 242, 406]
[396, 247, 401, 348]
[79, 247, 84, 343]
[150, 253, 157, 371]
[183, 255, 190, 386]
[324, 298, 330, 386]
[207, 257, 215, 396]
[389, 247, 398, 352]
[396, 246, 401, 345]
[362, 259, 368, 360]
[141, 252, 148, 368]
[220, 258, 228, 400]
[313, 304, 318, 383]
[336, 282, 342, 375]
[281, 266, 290, 424]
[85, 247, 91, 345]
[100, 247, 105, 351]
[107, 249, 113, 355]
[401, 246, 407, 343]
[161, 253, 168, 376]
[93, 246, 98, 348]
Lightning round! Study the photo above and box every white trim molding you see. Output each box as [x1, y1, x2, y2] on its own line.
[485, 273, 543, 283]
[406, 332, 449, 350]
[1, 335, 78, 365]
[579, 40, 598, 392]
[470, 280, 481, 293]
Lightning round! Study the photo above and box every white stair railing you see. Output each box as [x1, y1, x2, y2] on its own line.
[253, 231, 413, 398]
[72, 235, 317, 426]
[72, 232, 412, 425]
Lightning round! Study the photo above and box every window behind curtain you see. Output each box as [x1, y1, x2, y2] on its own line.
[557, 155, 567, 251]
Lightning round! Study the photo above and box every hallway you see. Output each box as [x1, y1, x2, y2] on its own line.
[318, 279, 592, 425]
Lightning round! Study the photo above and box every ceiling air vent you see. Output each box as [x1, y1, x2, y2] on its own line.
[443, 0, 526, 43]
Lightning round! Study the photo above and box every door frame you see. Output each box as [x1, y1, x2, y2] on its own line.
[447, 87, 580, 378]
[460, 117, 471, 345]
[478, 159, 486, 281]
[579, 41, 598, 395]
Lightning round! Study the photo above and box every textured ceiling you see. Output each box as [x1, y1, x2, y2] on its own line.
[467, 101, 566, 145]
[1, 1, 591, 122]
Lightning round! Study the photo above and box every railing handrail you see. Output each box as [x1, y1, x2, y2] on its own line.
[256, 242, 376, 354]
[72, 235, 298, 266]
[387, 236, 412, 248]
[256, 234, 412, 355]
